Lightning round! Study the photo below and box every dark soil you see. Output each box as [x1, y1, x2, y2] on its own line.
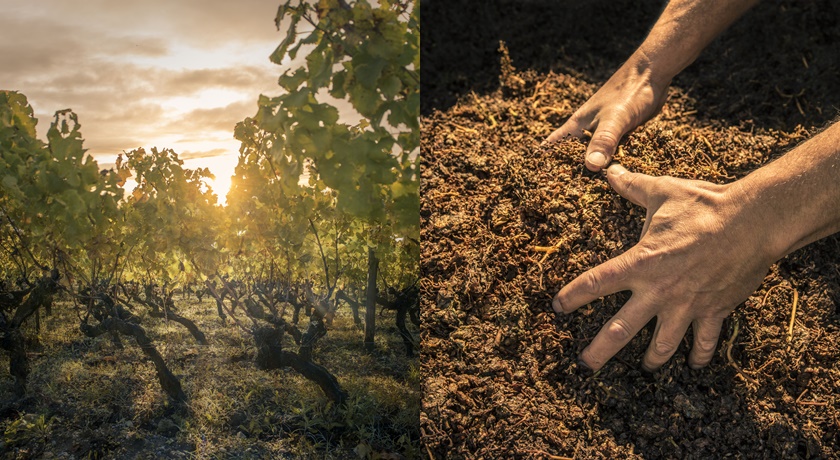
[420, 1, 840, 458]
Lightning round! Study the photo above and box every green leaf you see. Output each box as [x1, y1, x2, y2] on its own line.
[282, 88, 311, 109]
[306, 47, 334, 89]
[349, 85, 379, 118]
[330, 70, 347, 99]
[270, 10, 302, 64]
[278, 68, 308, 91]
[353, 58, 387, 90]
[380, 74, 402, 99]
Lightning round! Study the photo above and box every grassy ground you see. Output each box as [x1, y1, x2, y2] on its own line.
[0, 295, 419, 459]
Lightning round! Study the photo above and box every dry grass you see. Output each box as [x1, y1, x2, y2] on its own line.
[0, 295, 419, 459]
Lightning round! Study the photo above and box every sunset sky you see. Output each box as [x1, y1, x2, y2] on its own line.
[2, 0, 313, 203]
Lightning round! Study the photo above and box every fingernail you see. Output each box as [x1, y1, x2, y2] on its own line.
[607, 164, 627, 176]
[552, 296, 565, 314]
[588, 151, 607, 168]
[577, 359, 593, 375]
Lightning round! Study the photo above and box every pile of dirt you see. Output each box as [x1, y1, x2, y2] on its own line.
[421, 1, 840, 458]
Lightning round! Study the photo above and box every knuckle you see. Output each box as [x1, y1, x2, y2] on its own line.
[694, 336, 718, 354]
[581, 270, 603, 297]
[592, 129, 620, 147]
[627, 245, 655, 274]
[620, 169, 641, 191]
[652, 337, 678, 356]
[605, 317, 633, 342]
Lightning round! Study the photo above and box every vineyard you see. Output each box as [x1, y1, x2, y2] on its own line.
[1, 0, 419, 458]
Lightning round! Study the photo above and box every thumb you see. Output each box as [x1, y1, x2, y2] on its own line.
[606, 164, 657, 209]
[585, 118, 627, 172]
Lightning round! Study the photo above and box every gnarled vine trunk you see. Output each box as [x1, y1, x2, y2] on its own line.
[128, 285, 207, 345]
[253, 318, 346, 405]
[80, 291, 186, 403]
[364, 248, 378, 352]
[0, 270, 60, 396]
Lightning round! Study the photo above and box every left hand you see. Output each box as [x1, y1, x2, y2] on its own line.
[553, 164, 773, 371]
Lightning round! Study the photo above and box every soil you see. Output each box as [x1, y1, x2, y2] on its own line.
[420, 1, 840, 458]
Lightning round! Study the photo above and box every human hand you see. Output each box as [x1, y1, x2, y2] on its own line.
[545, 55, 670, 172]
[552, 164, 774, 371]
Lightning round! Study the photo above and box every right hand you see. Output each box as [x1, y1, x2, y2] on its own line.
[545, 54, 671, 172]
[553, 164, 774, 371]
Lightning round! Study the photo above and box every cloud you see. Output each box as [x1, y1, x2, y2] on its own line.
[178, 148, 229, 160]
[163, 67, 277, 93]
[166, 99, 255, 134]
[185, 66, 274, 93]
[0, 17, 168, 77]
[2, 0, 367, 178]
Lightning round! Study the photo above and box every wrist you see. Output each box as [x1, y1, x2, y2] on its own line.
[625, 50, 674, 93]
[725, 162, 840, 264]
[721, 179, 790, 265]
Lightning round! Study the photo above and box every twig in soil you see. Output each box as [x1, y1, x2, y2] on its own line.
[531, 239, 568, 290]
[538, 106, 566, 115]
[698, 134, 716, 165]
[750, 355, 780, 375]
[532, 245, 559, 267]
[452, 122, 479, 135]
[760, 284, 799, 349]
[616, 145, 626, 159]
[530, 78, 550, 100]
[792, 388, 825, 407]
[532, 236, 569, 265]
[724, 317, 759, 386]
[520, 449, 573, 460]
[786, 287, 799, 348]
[420, 427, 438, 460]
[795, 98, 806, 117]
[798, 400, 828, 407]
[774, 86, 806, 99]
[796, 388, 809, 403]
[760, 284, 784, 307]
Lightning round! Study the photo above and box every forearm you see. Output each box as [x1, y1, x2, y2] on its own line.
[633, 0, 759, 86]
[733, 122, 840, 261]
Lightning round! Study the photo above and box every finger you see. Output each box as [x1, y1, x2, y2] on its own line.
[545, 113, 593, 144]
[641, 315, 691, 371]
[579, 295, 653, 371]
[584, 117, 628, 171]
[687, 316, 725, 369]
[552, 252, 634, 314]
[606, 164, 658, 209]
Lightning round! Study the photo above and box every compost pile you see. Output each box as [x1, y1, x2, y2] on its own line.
[420, 1, 840, 458]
